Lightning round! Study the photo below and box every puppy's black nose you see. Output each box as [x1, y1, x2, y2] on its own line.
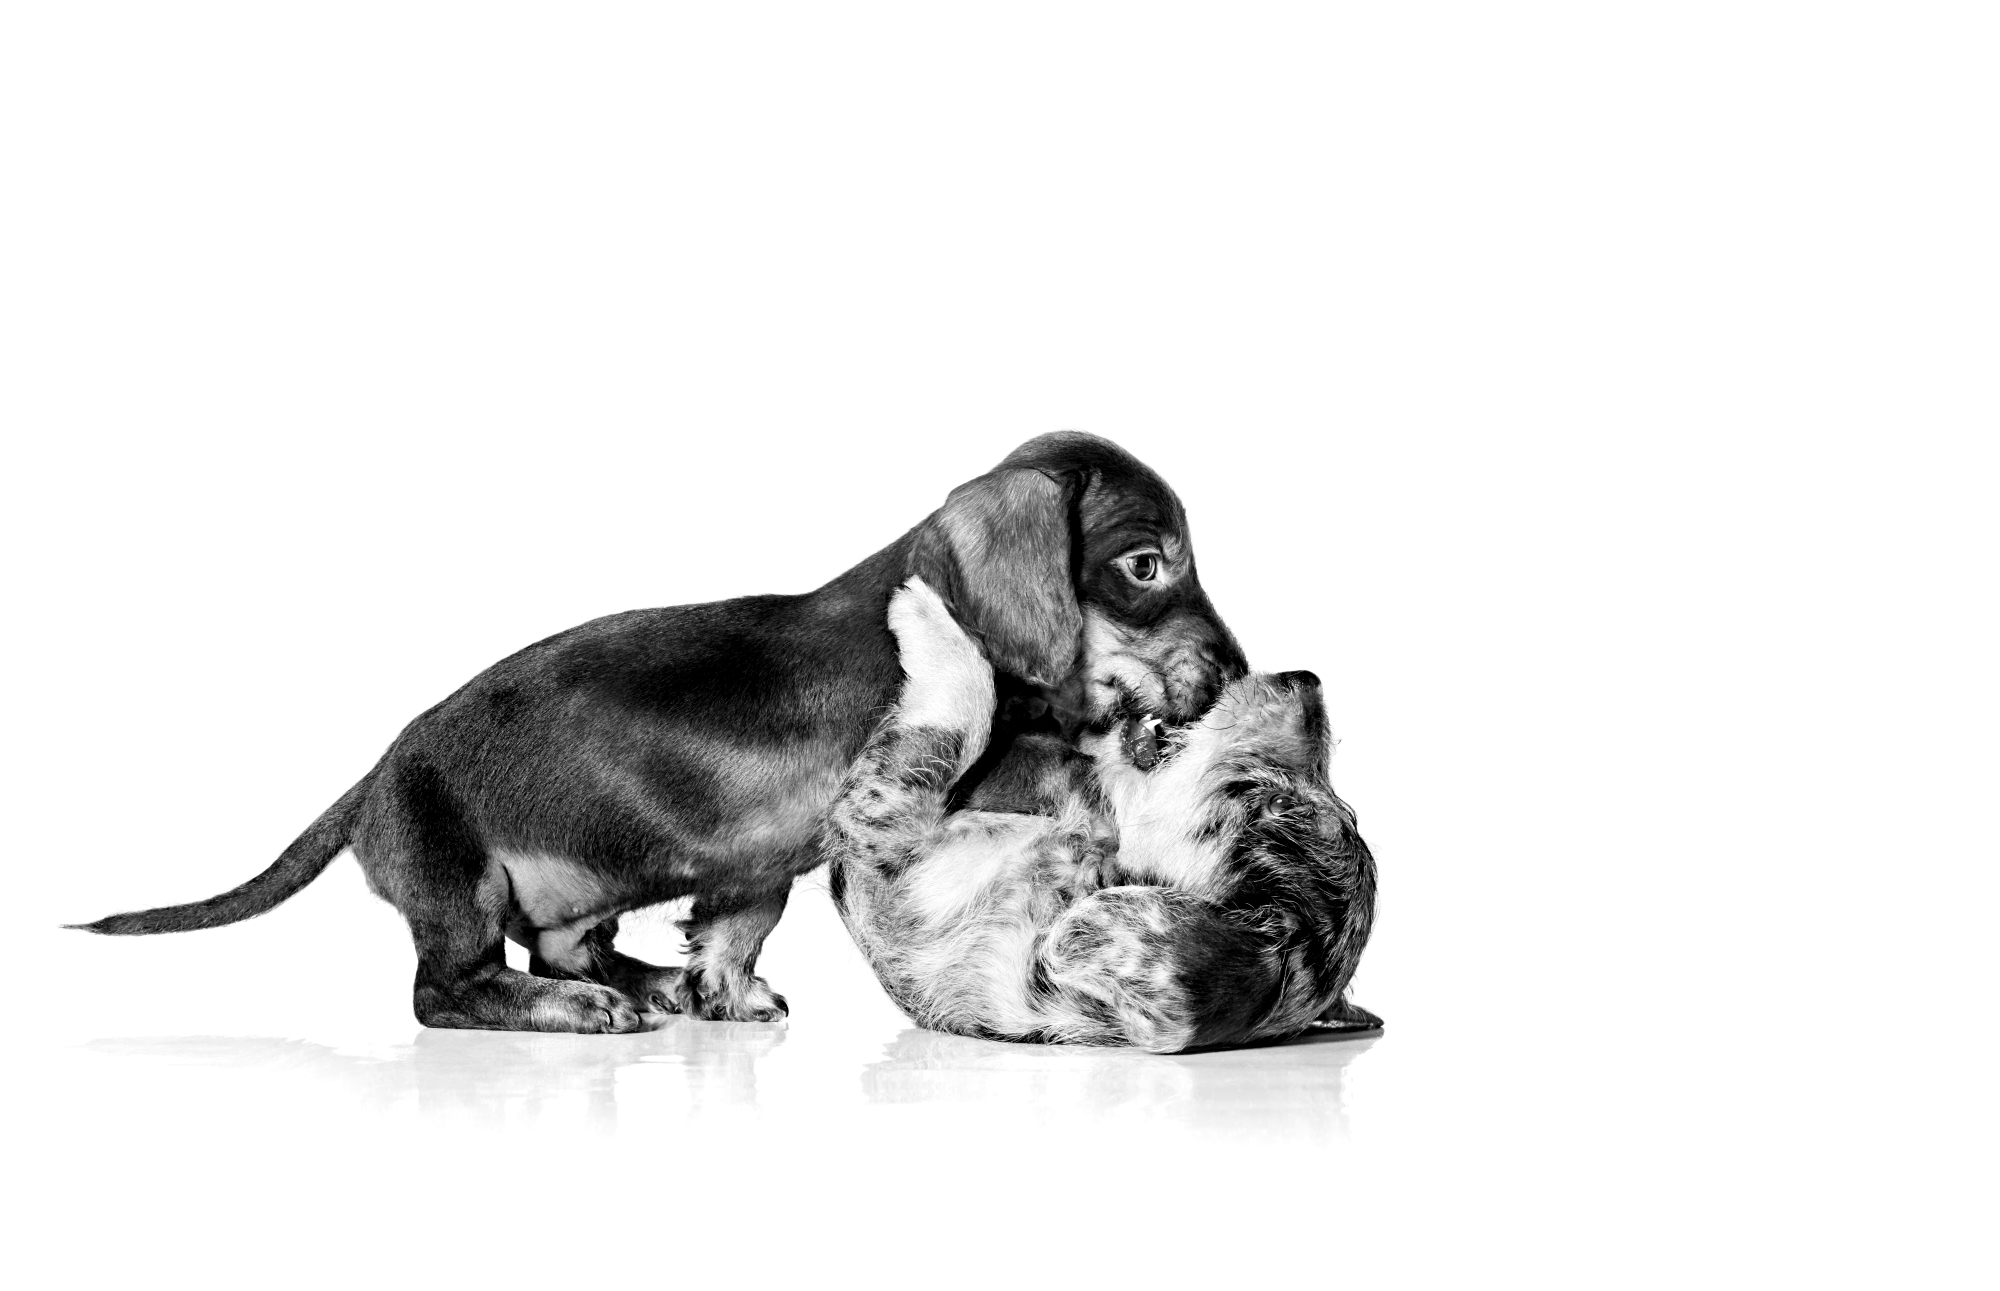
[1277, 670, 1320, 691]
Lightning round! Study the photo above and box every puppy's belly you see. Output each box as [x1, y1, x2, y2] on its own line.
[902, 812, 1050, 923]
[494, 851, 621, 928]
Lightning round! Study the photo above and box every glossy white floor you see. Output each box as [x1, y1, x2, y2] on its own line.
[23, 800, 1991, 1288]
[8, 6, 1994, 1287]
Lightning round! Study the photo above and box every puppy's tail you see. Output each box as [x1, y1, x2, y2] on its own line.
[67, 776, 371, 935]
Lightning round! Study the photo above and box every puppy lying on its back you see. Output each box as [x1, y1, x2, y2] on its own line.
[826, 578, 1379, 1053]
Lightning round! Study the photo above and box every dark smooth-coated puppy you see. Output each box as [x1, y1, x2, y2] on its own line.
[74, 433, 1246, 1032]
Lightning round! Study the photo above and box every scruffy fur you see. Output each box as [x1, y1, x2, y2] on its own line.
[71, 434, 1245, 1033]
[828, 579, 1378, 1053]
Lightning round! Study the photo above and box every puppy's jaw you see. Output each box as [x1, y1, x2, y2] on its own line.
[1076, 610, 1168, 723]
[1075, 605, 1236, 724]
[1084, 708, 1234, 893]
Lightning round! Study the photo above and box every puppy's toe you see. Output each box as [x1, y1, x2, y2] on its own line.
[669, 971, 705, 1018]
[631, 967, 686, 1017]
[593, 989, 647, 1034]
[889, 580, 976, 658]
[526, 982, 637, 1033]
[682, 974, 789, 1023]
[888, 577, 950, 636]
[721, 980, 789, 1024]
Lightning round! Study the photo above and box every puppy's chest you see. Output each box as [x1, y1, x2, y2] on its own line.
[1099, 808, 1233, 898]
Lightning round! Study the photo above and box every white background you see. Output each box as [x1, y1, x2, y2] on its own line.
[3, 4, 1994, 1287]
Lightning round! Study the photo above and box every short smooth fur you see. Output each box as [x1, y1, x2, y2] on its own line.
[74, 433, 1245, 1032]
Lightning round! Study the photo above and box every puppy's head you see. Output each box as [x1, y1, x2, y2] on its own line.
[1089, 668, 1375, 1044]
[1086, 669, 1356, 894]
[910, 432, 1245, 729]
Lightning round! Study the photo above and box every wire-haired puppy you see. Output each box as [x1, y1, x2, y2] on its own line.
[827, 578, 1379, 1053]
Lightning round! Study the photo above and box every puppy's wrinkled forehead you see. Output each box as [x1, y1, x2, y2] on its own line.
[1077, 470, 1189, 565]
[994, 431, 1190, 563]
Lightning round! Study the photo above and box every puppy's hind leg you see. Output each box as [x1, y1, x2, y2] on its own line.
[408, 891, 647, 1033]
[361, 765, 647, 1034]
[530, 917, 685, 1019]
[672, 891, 790, 1023]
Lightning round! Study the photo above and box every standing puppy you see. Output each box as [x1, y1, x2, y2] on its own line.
[74, 434, 1244, 1031]
[827, 579, 1378, 1053]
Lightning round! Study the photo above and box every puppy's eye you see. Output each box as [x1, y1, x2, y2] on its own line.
[1122, 552, 1161, 583]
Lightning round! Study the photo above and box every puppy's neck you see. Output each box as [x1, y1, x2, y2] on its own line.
[1083, 730, 1230, 894]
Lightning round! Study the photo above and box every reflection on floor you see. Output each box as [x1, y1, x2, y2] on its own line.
[85, 1021, 788, 1129]
[81, 1015, 1378, 1140]
[863, 1024, 1378, 1139]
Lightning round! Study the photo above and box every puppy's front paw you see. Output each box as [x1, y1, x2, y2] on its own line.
[889, 577, 994, 733]
[527, 982, 649, 1034]
[888, 577, 983, 669]
[724, 980, 790, 1024]
[672, 969, 790, 1024]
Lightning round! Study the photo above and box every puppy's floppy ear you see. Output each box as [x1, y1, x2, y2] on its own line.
[910, 466, 1082, 688]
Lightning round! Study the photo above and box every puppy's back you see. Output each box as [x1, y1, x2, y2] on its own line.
[1031, 887, 1278, 1052]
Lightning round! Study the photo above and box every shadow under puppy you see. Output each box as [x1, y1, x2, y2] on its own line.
[827, 578, 1379, 1053]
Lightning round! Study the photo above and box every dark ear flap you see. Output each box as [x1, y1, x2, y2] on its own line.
[909, 466, 1082, 687]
